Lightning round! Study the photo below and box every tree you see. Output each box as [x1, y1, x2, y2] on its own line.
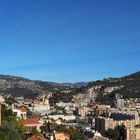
[40, 123, 85, 140]
[32, 128, 41, 136]
[0, 104, 25, 140]
[114, 125, 125, 140]
[106, 125, 125, 140]
[106, 128, 115, 139]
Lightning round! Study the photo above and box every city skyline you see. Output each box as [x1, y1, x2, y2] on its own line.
[0, 0, 140, 82]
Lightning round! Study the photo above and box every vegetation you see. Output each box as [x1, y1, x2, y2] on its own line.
[106, 125, 125, 140]
[4, 96, 17, 105]
[0, 74, 71, 99]
[86, 71, 140, 104]
[77, 119, 88, 125]
[41, 122, 86, 140]
[0, 72, 140, 103]
[0, 104, 25, 140]
[31, 128, 41, 136]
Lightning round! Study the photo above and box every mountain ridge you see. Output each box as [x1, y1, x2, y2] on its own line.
[0, 71, 140, 103]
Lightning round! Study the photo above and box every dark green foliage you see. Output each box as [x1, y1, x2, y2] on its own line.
[0, 120, 23, 140]
[106, 125, 125, 140]
[41, 123, 85, 140]
[40, 122, 51, 133]
[31, 128, 41, 136]
[5, 88, 36, 98]
[106, 128, 115, 139]
[1, 104, 13, 121]
[4, 97, 17, 105]
[77, 119, 88, 125]
[0, 104, 25, 140]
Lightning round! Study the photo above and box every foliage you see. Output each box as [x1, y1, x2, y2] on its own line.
[55, 105, 64, 111]
[106, 125, 125, 140]
[41, 122, 85, 140]
[77, 119, 88, 125]
[4, 97, 17, 105]
[0, 104, 25, 140]
[106, 128, 115, 139]
[30, 111, 41, 119]
[31, 128, 41, 136]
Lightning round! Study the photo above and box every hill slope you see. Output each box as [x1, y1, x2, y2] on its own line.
[0, 71, 140, 103]
[0, 75, 69, 98]
[82, 71, 140, 104]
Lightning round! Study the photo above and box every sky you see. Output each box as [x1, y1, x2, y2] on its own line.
[0, 0, 140, 83]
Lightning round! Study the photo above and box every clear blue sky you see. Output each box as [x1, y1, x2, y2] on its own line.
[0, 0, 140, 82]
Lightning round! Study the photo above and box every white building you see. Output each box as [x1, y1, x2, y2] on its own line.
[116, 99, 124, 109]
[33, 104, 50, 115]
[12, 108, 27, 120]
[48, 115, 76, 121]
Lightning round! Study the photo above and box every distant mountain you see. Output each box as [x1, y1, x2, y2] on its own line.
[82, 71, 140, 104]
[63, 82, 88, 87]
[0, 74, 70, 98]
[0, 71, 140, 104]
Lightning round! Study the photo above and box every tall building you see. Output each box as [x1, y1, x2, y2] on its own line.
[95, 117, 105, 135]
[95, 117, 113, 136]
[116, 99, 124, 109]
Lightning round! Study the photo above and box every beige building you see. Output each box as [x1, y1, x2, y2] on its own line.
[113, 119, 140, 129]
[78, 107, 89, 117]
[53, 132, 70, 140]
[95, 117, 140, 136]
[55, 119, 62, 125]
[125, 127, 140, 140]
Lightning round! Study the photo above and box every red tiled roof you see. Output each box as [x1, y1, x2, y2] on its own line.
[24, 100, 33, 104]
[27, 135, 46, 140]
[16, 107, 27, 112]
[21, 118, 39, 125]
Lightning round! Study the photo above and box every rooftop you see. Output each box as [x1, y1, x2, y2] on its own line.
[21, 118, 39, 125]
[27, 135, 46, 140]
[16, 107, 27, 112]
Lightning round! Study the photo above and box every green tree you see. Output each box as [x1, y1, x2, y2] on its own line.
[106, 128, 115, 139]
[40, 123, 85, 140]
[0, 104, 25, 140]
[31, 128, 41, 136]
[106, 125, 125, 140]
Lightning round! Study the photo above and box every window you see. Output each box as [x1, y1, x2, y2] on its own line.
[14, 112, 17, 116]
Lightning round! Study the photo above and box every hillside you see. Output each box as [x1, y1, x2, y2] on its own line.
[62, 82, 88, 87]
[82, 71, 140, 104]
[0, 72, 140, 104]
[0, 75, 70, 98]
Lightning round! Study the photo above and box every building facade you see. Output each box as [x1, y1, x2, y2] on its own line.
[95, 117, 140, 136]
[125, 127, 140, 140]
